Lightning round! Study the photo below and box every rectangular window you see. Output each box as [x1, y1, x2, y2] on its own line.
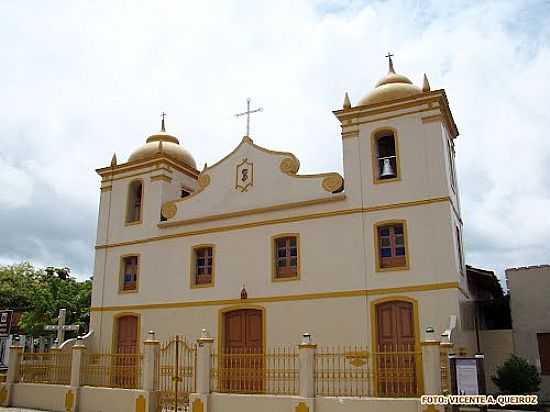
[376, 223, 408, 270]
[447, 139, 456, 191]
[274, 235, 299, 280]
[121, 255, 138, 291]
[192, 246, 214, 287]
[456, 226, 464, 275]
[537, 333, 550, 375]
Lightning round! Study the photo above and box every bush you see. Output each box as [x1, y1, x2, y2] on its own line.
[492, 355, 541, 395]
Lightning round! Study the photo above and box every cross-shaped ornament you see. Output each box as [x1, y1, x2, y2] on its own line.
[44, 309, 80, 345]
[160, 112, 167, 132]
[385, 52, 395, 73]
[235, 98, 263, 137]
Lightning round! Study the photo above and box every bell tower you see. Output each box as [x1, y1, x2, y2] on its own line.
[334, 56, 465, 287]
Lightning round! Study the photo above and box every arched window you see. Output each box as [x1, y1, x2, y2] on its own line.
[126, 180, 143, 224]
[373, 130, 400, 182]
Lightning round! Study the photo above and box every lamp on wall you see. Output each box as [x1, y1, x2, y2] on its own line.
[302, 332, 312, 345]
[425, 326, 435, 341]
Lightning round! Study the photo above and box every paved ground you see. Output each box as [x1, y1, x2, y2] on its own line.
[0, 408, 52, 411]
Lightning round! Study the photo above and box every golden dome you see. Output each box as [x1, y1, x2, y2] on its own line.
[128, 119, 197, 169]
[357, 57, 422, 106]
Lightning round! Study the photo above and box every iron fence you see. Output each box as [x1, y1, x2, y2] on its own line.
[210, 346, 298, 395]
[18, 351, 72, 385]
[315, 344, 421, 397]
[80, 351, 143, 389]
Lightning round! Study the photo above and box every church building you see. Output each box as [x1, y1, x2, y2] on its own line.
[90, 57, 474, 373]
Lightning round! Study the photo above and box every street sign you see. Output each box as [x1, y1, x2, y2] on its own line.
[0, 310, 13, 337]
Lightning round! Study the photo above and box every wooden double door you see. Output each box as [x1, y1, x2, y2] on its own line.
[222, 309, 263, 392]
[114, 315, 139, 388]
[375, 301, 418, 396]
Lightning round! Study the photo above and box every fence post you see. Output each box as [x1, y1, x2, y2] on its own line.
[190, 329, 214, 412]
[297, 332, 316, 412]
[143, 331, 160, 392]
[421, 327, 441, 395]
[70, 337, 86, 387]
[3, 338, 23, 407]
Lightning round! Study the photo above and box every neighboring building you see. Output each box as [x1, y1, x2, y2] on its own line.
[89, 56, 474, 395]
[507, 265, 550, 401]
[467, 265, 513, 395]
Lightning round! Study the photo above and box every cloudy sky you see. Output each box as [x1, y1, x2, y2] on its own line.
[1, 0, 549, 284]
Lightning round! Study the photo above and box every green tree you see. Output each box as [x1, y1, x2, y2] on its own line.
[492, 354, 541, 395]
[0, 262, 92, 339]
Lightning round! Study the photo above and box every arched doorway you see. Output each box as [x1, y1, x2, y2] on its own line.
[221, 308, 264, 392]
[374, 299, 419, 396]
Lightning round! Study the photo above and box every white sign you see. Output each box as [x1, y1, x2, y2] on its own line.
[456, 358, 479, 395]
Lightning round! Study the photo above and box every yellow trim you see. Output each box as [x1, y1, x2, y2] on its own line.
[271, 233, 300, 282]
[421, 114, 443, 124]
[91, 281, 460, 312]
[218, 304, 266, 354]
[160, 194, 345, 228]
[97, 196, 451, 250]
[190, 244, 215, 289]
[103, 166, 173, 184]
[97, 155, 198, 179]
[118, 254, 140, 294]
[334, 90, 458, 139]
[100, 186, 112, 192]
[354, 107, 438, 129]
[150, 174, 172, 183]
[370, 296, 424, 396]
[370, 127, 402, 184]
[374, 220, 410, 272]
[124, 179, 144, 226]
[112, 312, 141, 353]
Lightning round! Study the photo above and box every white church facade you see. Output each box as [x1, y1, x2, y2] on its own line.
[89, 57, 474, 388]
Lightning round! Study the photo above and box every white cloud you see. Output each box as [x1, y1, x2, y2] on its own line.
[0, 156, 33, 208]
[0, 0, 549, 280]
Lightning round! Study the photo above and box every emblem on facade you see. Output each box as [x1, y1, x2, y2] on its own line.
[235, 158, 254, 192]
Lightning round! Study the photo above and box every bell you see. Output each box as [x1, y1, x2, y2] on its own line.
[380, 158, 396, 178]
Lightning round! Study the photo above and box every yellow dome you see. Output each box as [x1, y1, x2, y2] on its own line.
[128, 121, 197, 170]
[357, 58, 422, 106]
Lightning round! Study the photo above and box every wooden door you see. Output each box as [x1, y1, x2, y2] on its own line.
[117, 315, 138, 353]
[223, 309, 263, 392]
[115, 315, 138, 388]
[375, 301, 417, 396]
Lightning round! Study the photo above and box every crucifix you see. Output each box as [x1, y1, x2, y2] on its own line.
[385, 52, 395, 72]
[234, 98, 263, 137]
[160, 112, 167, 132]
[44, 309, 80, 345]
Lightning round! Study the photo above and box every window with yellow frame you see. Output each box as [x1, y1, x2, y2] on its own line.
[372, 129, 401, 183]
[272, 234, 300, 281]
[374, 221, 409, 271]
[190, 245, 215, 288]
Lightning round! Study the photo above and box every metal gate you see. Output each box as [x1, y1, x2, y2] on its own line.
[156, 336, 197, 412]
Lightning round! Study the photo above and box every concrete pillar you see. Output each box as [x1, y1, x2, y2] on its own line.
[6, 341, 23, 384]
[143, 332, 160, 392]
[421, 340, 442, 395]
[296, 333, 316, 412]
[70, 339, 86, 387]
[4, 339, 24, 407]
[190, 329, 214, 412]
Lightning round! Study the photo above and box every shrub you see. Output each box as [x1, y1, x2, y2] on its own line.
[492, 355, 541, 395]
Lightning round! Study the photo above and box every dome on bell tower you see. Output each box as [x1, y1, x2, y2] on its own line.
[128, 115, 197, 170]
[357, 55, 423, 106]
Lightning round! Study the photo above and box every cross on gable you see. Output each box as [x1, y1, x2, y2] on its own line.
[234, 98, 263, 137]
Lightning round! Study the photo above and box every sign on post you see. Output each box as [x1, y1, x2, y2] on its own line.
[0, 310, 13, 337]
[449, 355, 487, 412]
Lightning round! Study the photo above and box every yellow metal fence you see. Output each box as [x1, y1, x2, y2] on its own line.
[315, 344, 422, 397]
[18, 351, 72, 385]
[210, 347, 299, 395]
[80, 351, 143, 389]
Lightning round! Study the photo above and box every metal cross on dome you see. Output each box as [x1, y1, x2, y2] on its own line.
[234, 98, 263, 137]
